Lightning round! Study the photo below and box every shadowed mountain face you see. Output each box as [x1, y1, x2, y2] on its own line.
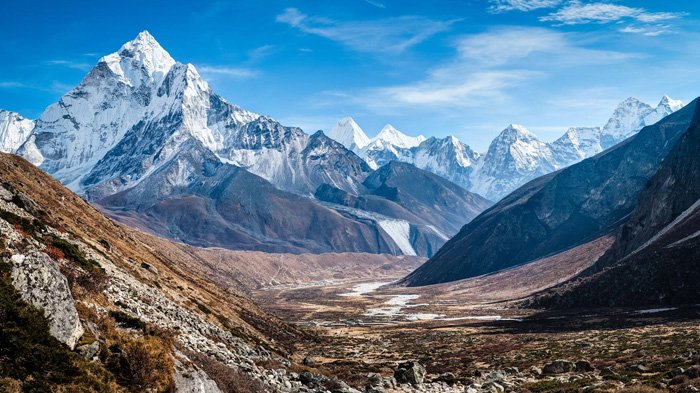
[362, 161, 492, 235]
[534, 99, 700, 308]
[314, 162, 491, 257]
[98, 140, 399, 254]
[401, 99, 698, 287]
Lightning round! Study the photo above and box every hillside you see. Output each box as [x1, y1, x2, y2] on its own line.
[0, 152, 356, 392]
[534, 96, 700, 308]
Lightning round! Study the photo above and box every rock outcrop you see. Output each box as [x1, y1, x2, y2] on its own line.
[9, 252, 84, 349]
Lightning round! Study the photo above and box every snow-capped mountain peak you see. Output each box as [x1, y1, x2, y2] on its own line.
[659, 95, 684, 112]
[100, 30, 175, 87]
[374, 124, 426, 148]
[601, 97, 654, 144]
[328, 116, 370, 151]
[0, 110, 34, 154]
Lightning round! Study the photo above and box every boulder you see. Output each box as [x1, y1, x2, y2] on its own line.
[436, 372, 456, 385]
[394, 361, 426, 385]
[543, 360, 575, 374]
[10, 252, 84, 349]
[482, 381, 505, 393]
[685, 365, 700, 379]
[575, 360, 595, 372]
[77, 340, 100, 360]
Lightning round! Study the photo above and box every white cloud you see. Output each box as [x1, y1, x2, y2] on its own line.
[198, 65, 260, 79]
[619, 25, 671, 37]
[364, 0, 386, 9]
[45, 60, 92, 71]
[541, 1, 686, 26]
[490, 0, 562, 12]
[333, 27, 638, 109]
[276, 8, 456, 53]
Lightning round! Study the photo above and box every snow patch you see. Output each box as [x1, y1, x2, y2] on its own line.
[378, 219, 416, 256]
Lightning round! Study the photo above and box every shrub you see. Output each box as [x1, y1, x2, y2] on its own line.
[183, 350, 268, 393]
[108, 310, 146, 331]
[49, 236, 101, 271]
[105, 335, 174, 392]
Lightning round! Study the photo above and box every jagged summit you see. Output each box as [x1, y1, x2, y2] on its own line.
[374, 124, 426, 148]
[328, 116, 370, 151]
[100, 30, 175, 86]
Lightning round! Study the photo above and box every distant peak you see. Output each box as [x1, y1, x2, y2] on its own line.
[503, 124, 532, 135]
[328, 116, 370, 150]
[375, 124, 426, 148]
[658, 95, 683, 111]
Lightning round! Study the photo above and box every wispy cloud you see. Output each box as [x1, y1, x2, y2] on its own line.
[248, 45, 277, 63]
[490, 0, 562, 13]
[364, 0, 386, 9]
[541, 1, 686, 26]
[45, 60, 92, 71]
[0, 81, 28, 89]
[276, 8, 456, 53]
[619, 25, 672, 37]
[331, 27, 638, 110]
[198, 65, 260, 79]
[0, 80, 75, 94]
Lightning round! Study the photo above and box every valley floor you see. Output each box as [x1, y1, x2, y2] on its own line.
[251, 236, 700, 392]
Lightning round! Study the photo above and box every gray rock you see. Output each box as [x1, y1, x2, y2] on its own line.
[486, 370, 507, 382]
[504, 366, 520, 374]
[436, 372, 456, 385]
[600, 367, 619, 378]
[0, 185, 13, 201]
[10, 252, 84, 349]
[666, 367, 685, 378]
[575, 360, 595, 372]
[365, 386, 386, 393]
[629, 364, 649, 373]
[529, 367, 543, 376]
[483, 381, 505, 393]
[174, 362, 223, 393]
[394, 361, 426, 385]
[685, 365, 700, 379]
[543, 360, 576, 374]
[77, 340, 100, 360]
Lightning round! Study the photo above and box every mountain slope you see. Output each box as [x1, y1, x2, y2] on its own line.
[401, 99, 698, 287]
[0, 152, 330, 392]
[97, 139, 398, 254]
[534, 98, 700, 308]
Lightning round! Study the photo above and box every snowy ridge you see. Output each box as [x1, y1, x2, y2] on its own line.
[328, 96, 683, 201]
[13, 31, 373, 199]
[0, 110, 34, 153]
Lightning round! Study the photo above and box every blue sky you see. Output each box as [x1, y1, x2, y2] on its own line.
[1, 0, 698, 150]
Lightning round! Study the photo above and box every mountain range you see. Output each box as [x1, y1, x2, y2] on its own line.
[0, 31, 489, 257]
[328, 96, 683, 201]
[402, 98, 697, 289]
